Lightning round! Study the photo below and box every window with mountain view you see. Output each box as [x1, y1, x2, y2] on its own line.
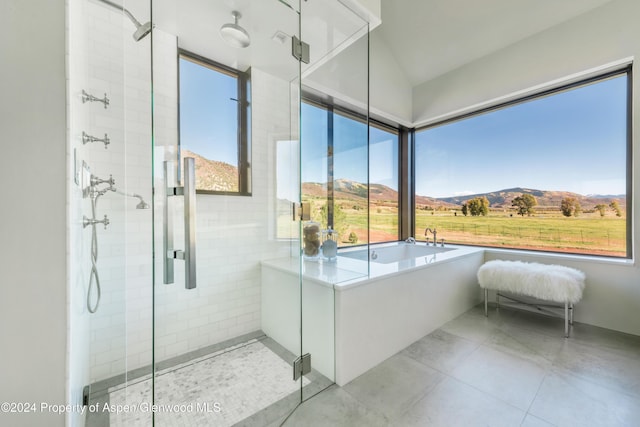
[298, 100, 400, 246]
[367, 124, 399, 242]
[414, 69, 630, 258]
[179, 51, 250, 194]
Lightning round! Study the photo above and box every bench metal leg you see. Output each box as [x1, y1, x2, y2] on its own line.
[484, 289, 488, 316]
[569, 303, 574, 325]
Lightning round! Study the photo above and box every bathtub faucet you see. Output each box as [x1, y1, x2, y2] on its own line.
[424, 227, 437, 246]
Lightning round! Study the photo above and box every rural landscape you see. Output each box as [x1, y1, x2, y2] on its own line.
[186, 152, 627, 257]
[302, 180, 627, 257]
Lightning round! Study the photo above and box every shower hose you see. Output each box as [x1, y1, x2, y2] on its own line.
[87, 195, 101, 313]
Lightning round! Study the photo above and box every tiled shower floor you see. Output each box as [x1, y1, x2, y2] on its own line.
[87, 334, 331, 427]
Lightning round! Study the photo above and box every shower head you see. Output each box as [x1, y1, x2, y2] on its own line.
[97, 0, 153, 42]
[133, 21, 153, 42]
[220, 11, 251, 48]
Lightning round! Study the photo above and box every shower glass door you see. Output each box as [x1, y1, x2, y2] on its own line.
[299, 0, 370, 399]
[151, 0, 306, 425]
[71, 0, 371, 425]
[68, 0, 154, 426]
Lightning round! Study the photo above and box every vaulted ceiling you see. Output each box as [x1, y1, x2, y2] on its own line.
[374, 0, 615, 87]
[152, 0, 615, 89]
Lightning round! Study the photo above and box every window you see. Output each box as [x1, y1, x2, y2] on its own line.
[414, 69, 631, 258]
[368, 124, 400, 242]
[178, 50, 250, 194]
[299, 98, 400, 246]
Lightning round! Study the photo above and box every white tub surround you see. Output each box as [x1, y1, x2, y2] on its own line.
[335, 244, 484, 385]
[261, 242, 484, 386]
[261, 260, 339, 382]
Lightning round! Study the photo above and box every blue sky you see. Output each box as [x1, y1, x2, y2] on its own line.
[415, 75, 627, 198]
[181, 56, 626, 198]
[179, 57, 239, 166]
[301, 103, 399, 190]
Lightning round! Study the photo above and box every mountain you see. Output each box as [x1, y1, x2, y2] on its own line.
[302, 179, 416, 207]
[181, 149, 238, 192]
[302, 180, 625, 211]
[176, 156, 625, 211]
[435, 187, 625, 210]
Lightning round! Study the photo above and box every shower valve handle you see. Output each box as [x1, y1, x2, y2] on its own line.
[82, 215, 110, 230]
[91, 174, 115, 187]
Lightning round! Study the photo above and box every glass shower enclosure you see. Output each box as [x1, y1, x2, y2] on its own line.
[69, 0, 369, 425]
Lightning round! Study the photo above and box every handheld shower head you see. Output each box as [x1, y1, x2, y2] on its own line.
[133, 194, 150, 210]
[114, 189, 150, 209]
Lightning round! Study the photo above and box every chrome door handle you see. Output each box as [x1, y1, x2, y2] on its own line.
[183, 157, 197, 289]
[163, 158, 197, 289]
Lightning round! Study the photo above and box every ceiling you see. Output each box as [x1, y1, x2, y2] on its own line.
[375, 0, 616, 87]
[150, 0, 616, 88]
[152, 0, 369, 81]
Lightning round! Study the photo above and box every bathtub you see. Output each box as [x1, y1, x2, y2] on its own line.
[335, 242, 479, 288]
[261, 242, 485, 385]
[340, 242, 454, 264]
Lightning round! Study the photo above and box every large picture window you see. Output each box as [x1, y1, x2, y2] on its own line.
[178, 50, 251, 194]
[297, 99, 400, 246]
[414, 69, 631, 258]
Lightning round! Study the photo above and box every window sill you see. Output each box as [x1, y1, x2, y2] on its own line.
[482, 246, 634, 268]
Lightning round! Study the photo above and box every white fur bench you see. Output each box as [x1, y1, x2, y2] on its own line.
[477, 260, 586, 337]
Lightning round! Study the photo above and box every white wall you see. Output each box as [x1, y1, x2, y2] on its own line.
[0, 1, 67, 427]
[412, 0, 640, 126]
[305, 28, 413, 126]
[412, 0, 640, 336]
[67, 0, 91, 424]
[369, 30, 413, 125]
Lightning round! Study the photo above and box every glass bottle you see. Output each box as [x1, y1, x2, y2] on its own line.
[302, 221, 321, 261]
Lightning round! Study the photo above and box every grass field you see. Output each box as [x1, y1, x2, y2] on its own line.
[346, 207, 626, 257]
[295, 197, 627, 257]
[418, 211, 627, 257]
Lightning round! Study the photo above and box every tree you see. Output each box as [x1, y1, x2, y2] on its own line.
[610, 200, 622, 217]
[512, 193, 537, 216]
[462, 196, 489, 216]
[560, 197, 582, 217]
[595, 204, 607, 217]
[574, 202, 582, 217]
[320, 202, 347, 236]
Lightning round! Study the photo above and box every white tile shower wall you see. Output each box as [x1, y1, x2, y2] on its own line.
[153, 66, 299, 363]
[75, 0, 300, 384]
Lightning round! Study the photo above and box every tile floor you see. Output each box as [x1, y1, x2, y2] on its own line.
[108, 340, 306, 427]
[86, 334, 331, 427]
[276, 304, 640, 427]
